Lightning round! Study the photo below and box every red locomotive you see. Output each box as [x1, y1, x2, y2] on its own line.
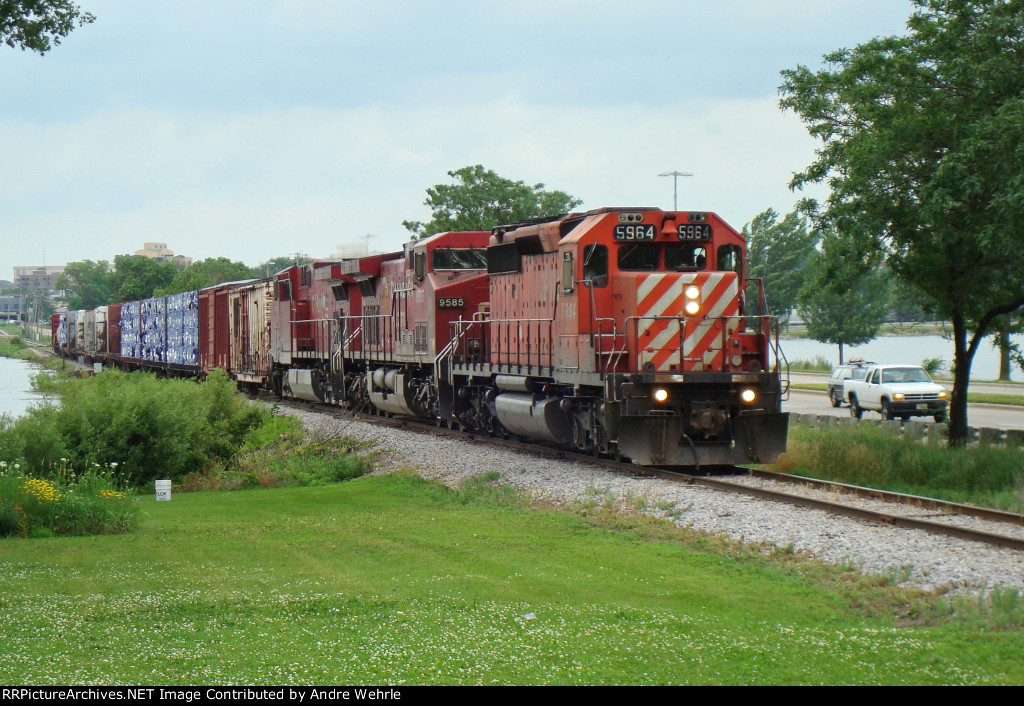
[52, 207, 788, 468]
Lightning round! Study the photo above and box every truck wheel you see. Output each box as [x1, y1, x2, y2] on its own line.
[933, 411, 947, 423]
[849, 395, 863, 420]
[829, 389, 842, 408]
[881, 400, 894, 421]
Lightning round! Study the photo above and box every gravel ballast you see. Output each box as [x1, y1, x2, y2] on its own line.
[284, 404, 1024, 595]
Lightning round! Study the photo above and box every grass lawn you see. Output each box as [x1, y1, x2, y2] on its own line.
[2, 471, 1023, 685]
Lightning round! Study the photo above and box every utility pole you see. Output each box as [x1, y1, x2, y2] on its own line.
[658, 170, 693, 211]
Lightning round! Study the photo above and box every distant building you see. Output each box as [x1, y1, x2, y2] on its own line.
[13, 265, 65, 292]
[0, 295, 23, 320]
[134, 242, 193, 267]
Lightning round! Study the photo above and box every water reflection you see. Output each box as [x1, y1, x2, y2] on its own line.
[0, 356, 47, 417]
[779, 333, 1024, 382]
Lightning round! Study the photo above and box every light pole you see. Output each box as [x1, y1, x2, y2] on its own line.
[658, 170, 693, 211]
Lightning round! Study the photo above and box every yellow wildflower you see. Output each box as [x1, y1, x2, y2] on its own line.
[20, 478, 61, 502]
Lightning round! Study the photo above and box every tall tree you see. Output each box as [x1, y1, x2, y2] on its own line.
[742, 208, 819, 326]
[1, 0, 94, 53]
[402, 165, 582, 239]
[779, 0, 1024, 446]
[109, 255, 177, 304]
[55, 259, 112, 310]
[155, 257, 257, 296]
[798, 252, 890, 365]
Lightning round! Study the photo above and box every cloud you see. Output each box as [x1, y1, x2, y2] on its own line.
[1, 92, 820, 276]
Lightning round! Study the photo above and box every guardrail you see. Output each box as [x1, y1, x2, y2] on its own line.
[789, 412, 1024, 447]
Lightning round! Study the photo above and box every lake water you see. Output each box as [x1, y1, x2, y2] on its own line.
[778, 333, 1024, 382]
[0, 356, 47, 418]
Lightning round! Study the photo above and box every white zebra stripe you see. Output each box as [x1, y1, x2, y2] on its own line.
[637, 273, 667, 303]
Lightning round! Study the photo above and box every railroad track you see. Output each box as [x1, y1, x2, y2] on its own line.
[274, 398, 1024, 552]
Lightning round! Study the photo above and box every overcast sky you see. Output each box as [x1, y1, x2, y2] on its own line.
[0, 0, 915, 279]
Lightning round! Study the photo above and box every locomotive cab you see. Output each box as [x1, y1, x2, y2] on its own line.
[452, 207, 788, 467]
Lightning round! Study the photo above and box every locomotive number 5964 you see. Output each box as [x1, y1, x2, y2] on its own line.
[614, 224, 656, 241]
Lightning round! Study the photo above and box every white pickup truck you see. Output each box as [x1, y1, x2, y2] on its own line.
[843, 364, 948, 422]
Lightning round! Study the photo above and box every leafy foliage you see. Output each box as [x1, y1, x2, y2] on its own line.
[743, 208, 819, 324]
[796, 230, 892, 362]
[109, 255, 178, 303]
[779, 0, 1024, 445]
[56, 259, 113, 310]
[0, 369, 271, 486]
[0, 0, 94, 53]
[155, 257, 257, 296]
[403, 165, 582, 239]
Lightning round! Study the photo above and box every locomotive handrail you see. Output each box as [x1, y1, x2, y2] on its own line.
[581, 279, 627, 376]
[437, 316, 477, 386]
[447, 316, 554, 375]
[341, 322, 362, 353]
[288, 317, 333, 360]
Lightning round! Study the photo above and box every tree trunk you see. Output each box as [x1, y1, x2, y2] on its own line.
[948, 314, 974, 448]
[999, 324, 1011, 381]
[838, 342, 844, 365]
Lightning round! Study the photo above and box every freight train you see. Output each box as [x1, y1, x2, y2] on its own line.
[52, 208, 789, 467]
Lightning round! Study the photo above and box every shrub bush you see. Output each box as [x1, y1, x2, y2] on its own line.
[0, 369, 273, 485]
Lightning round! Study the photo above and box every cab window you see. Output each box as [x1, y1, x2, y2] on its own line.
[665, 245, 707, 271]
[718, 244, 743, 278]
[432, 248, 487, 270]
[617, 244, 660, 271]
[583, 244, 608, 287]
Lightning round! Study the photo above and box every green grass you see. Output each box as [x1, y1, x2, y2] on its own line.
[2, 472, 1023, 685]
[774, 424, 1024, 512]
[788, 357, 833, 373]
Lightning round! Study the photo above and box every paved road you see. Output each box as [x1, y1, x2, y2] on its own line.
[783, 372, 1024, 430]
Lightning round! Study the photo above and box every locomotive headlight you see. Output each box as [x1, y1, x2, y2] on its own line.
[740, 388, 757, 404]
[684, 300, 701, 316]
[652, 388, 669, 403]
[685, 285, 700, 300]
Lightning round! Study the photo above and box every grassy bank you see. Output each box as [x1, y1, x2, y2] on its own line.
[773, 424, 1024, 512]
[1, 472, 1023, 685]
